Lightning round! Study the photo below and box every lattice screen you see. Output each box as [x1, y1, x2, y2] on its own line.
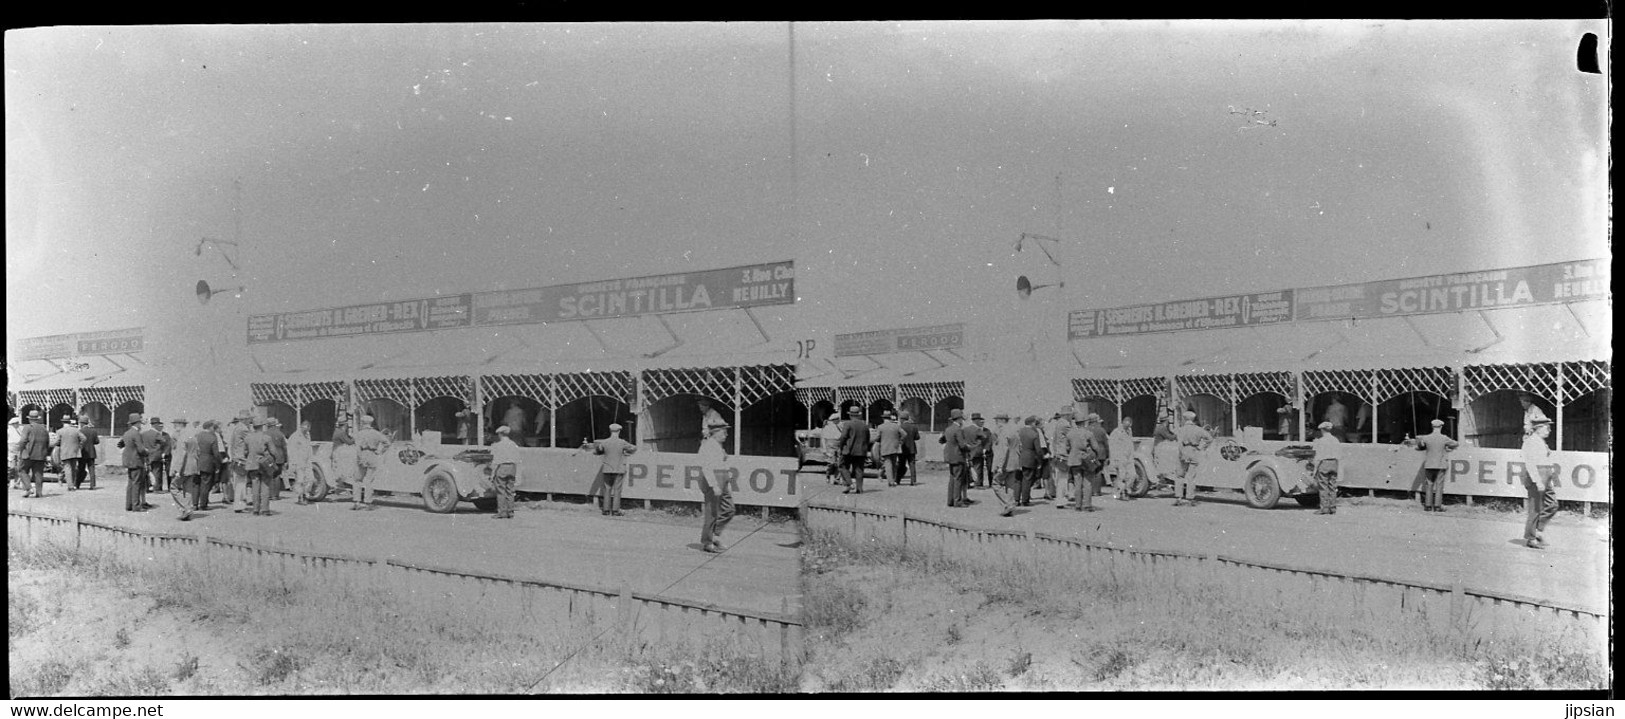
[78, 385, 145, 410]
[1175, 374, 1232, 403]
[795, 387, 835, 407]
[1562, 360, 1612, 399]
[553, 371, 632, 407]
[1072, 378, 1118, 402]
[1463, 363, 1558, 405]
[898, 381, 965, 405]
[1234, 372, 1294, 401]
[1119, 377, 1167, 402]
[1374, 367, 1454, 403]
[18, 389, 76, 410]
[251, 383, 301, 407]
[738, 365, 797, 407]
[416, 376, 472, 405]
[1302, 369, 1375, 403]
[355, 378, 414, 406]
[482, 374, 551, 406]
[642, 367, 737, 410]
[839, 384, 896, 407]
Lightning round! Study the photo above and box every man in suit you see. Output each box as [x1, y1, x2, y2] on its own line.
[966, 413, 990, 488]
[18, 410, 52, 498]
[1172, 411, 1212, 507]
[352, 415, 389, 510]
[1406, 418, 1459, 513]
[192, 420, 223, 510]
[938, 409, 973, 507]
[226, 410, 253, 512]
[876, 412, 904, 487]
[242, 418, 276, 516]
[1044, 407, 1074, 501]
[897, 410, 920, 486]
[1520, 417, 1557, 550]
[266, 418, 289, 500]
[288, 420, 316, 505]
[54, 415, 84, 493]
[988, 413, 1017, 516]
[145, 417, 170, 492]
[838, 405, 872, 495]
[167, 418, 194, 490]
[118, 413, 155, 511]
[1014, 416, 1044, 507]
[586, 422, 637, 516]
[77, 413, 101, 491]
[1060, 413, 1098, 511]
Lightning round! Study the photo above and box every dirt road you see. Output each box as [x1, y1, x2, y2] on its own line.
[803, 467, 1610, 612]
[7, 483, 801, 615]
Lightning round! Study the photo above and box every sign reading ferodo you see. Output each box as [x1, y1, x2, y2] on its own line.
[473, 260, 795, 326]
[513, 448, 805, 507]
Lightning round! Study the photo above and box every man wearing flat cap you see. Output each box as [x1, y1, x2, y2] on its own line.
[695, 421, 735, 553]
[1406, 418, 1459, 513]
[1520, 416, 1558, 549]
[145, 417, 170, 493]
[1311, 421, 1342, 515]
[490, 426, 522, 519]
[243, 418, 277, 515]
[18, 410, 52, 498]
[118, 413, 156, 511]
[585, 422, 637, 516]
[1044, 406, 1075, 502]
[838, 405, 873, 494]
[967, 413, 991, 489]
[352, 415, 388, 510]
[1172, 410, 1211, 507]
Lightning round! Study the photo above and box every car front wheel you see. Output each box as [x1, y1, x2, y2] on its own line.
[1244, 466, 1282, 509]
[421, 470, 459, 513]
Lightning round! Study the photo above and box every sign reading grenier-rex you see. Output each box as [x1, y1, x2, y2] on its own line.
[472, 260, 795, 326]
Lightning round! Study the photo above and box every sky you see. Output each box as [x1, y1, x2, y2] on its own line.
[5, 20, 1611, 357]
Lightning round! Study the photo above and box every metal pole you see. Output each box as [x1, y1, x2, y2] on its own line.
[1555, 364, 1565, 450]
[733, 367, 743, 455]
[473, 373, 483, 446]
[549, 377, 558, 449]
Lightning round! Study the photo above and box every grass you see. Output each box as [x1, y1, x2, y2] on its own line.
[8, 532, 797, 696]
[796, 525, 1610, 691]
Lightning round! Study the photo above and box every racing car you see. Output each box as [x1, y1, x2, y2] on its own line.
[304, 438, 497, 513]
[1117, 437, 1322, 509]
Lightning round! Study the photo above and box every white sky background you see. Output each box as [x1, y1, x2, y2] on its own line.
[5, 20, 1610, 348]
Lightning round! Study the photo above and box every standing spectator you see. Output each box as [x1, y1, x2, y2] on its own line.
[168, 418, 194, 490]
[55, 415, 84, 493]
[1062, 413, 1102, 512]
[1044, 408, 1073, 501]
[226, 410, 253, 512]
[1323, 397, 1350, 439]
[1275, 406, 1299, 441]
[1151, 409, 1181, 488]
[331, 413, 357, 497]
[1518, 393, 1550, 436]
[585, 422, 636, 516]
[877, 412, 904, 487]
[1014, 416, 1044, 507]
[966, 413, 990, 488]
[18, 410, 51, 498]
[989, 413, 1017, 517]
[897, 410, 920, 486]
[490, 425, 523, 519]
[266, 418, 289, 500]
[838, 406, 873, 495]
[454, 409, 474, 445]
[939, 409, 974, 507]
[1311, 421, 1342, 515]
[1520, 417, 1557, 550]
[501, 402, 530, 447]
[78, 413, 102, 491]
[9, 416, 25, 489]
[695, 421, 735, 553]
[192, 420, 223, 511]
[1407, 418, 1458, 513]
[819, 413, 843, 485]
[118, 413, 154, 511]
[1172, 410, 1211, 507]
[145, 417, 170, 492]
[174, 418, 201, 515]
[1107, 418, 1136, 501]
[696, 400, 726, 442]
[244, 418, 276, 516]
[288, 420, 316, 505]
[353, 415, 389, 511]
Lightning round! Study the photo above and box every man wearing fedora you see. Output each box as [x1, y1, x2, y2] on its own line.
[988, 413, 1017, 516]
[18, 410, 52, 498]
[226, 410, 254, 512]
[585, 422, 637, 516]
[77, 413, 102, 491]
[966, 412, 991, 489]
[145, 417, 170, 493]
[939, 408, 974, 507]
[54, 414, 84, 493]
[243, 418, 277, 515]
[265, 418, 289, 500]
[118, 413, 156, 511]
[837, 405, 873, 494]
[1044, 407, 1075, 501]
[1014, 416, 1044, 507]
[1406, 418, 1459, 513]
[876, 411, 904, 487]
[897, 410, 921, 486]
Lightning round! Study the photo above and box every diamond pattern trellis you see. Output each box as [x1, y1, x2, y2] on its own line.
[1072, 378, 1118, 402]
[898, 381, 965, 406]
[839, 384, 896, 407]
[1562, 360, 1612, 399]
[416, 375, 472, 405]
[1234, 372, 1294, 402]
[299, 381, 347, 407]
[482, 374, 552, 406]
[738, 365, 797, 408]
[1374, 366, 1454, 403]
[251, 383, 301, 408]
[355, 378, 414, 407]
[642, 367, 737, 410]
[795, 387, 835, 407]
[78, 385, 144, 411]
[1119, 377, 1168, 403]
[19, 389, 76, 410]
[1302, 369, 1375, 403]
[1463, 363, 1558, 405]
[1175, 374, 1232, 403]
[553, 371, 633, 408]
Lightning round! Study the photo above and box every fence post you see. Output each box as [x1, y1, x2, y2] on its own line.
[1026, 529, 1038, 573]
[896, 510, 907, 550]
[1449, 581, 1465, 633]
[618, 583, 634, 647]
[779, 596, 795, 670]
[72, 514, 82, 552]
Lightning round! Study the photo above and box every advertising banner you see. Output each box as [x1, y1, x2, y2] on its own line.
[15, 328, 145, 361]
[1294, 258, 1610, 322]
[1067, 291, 1294, 340]
[248, 294, 474, 344]
[1237, 441, 1609, 503]
[512, 448, 805, 507]
[471, 260, 795, 327]
[834, 323, 965, 357]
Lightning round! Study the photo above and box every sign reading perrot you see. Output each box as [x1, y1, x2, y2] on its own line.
[512, 448, 804, 507]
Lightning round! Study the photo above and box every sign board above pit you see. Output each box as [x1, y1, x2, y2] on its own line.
[14, 328, 145, 361]
[1067, 258, 1609, 341]
[248, 260, 795, 344]
[834, 323, 965, 357]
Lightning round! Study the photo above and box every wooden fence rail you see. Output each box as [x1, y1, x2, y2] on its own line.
[804, 503, 1607, 649]
[8, 508, 804, 671]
